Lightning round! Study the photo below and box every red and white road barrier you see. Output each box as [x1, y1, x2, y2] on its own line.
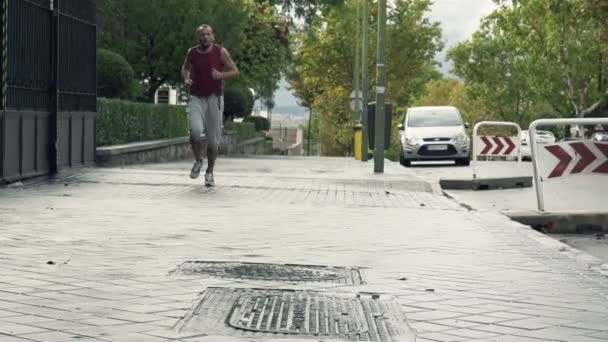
[530, 118, 608, 211]
[541, 141, 608, 179]
[472, 121, 522, 179]
[476, 136, 519, 156]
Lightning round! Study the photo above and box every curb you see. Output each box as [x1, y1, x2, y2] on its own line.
[505, 210, 608, 234]
[439, 176, 532, 190]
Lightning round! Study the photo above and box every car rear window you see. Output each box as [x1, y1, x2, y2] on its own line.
[407, 110, 462, 127]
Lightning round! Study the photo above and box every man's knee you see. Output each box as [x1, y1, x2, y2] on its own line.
[190, 130, 203, 144]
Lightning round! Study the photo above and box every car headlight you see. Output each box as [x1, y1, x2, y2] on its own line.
[405, 135, 422, 145]
[454, 132, 468, 143]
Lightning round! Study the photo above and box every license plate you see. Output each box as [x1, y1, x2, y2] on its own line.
[427, 145, 448, 151]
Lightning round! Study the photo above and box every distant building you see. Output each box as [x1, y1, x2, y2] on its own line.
[154, 86, 188, 105]
[267, 127, 304, 156]
[254, 110, 270, 119]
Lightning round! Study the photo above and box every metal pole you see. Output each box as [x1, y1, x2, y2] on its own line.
[354, 1, 361, 121]
[50, 0, 59, 174]
[374, 0, 387, 173]
[361, 0, 369, 162]
[1, 0, 7, 179]
[307, 108, 312, 156]
[1, 0, 7, 112]
[352, 0, 361, 158]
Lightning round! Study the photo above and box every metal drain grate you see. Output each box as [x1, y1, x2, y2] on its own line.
[173, 261, 363, 284]
[173, 288, 415, 341]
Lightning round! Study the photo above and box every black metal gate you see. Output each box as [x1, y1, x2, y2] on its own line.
[0, 0, 96, 183]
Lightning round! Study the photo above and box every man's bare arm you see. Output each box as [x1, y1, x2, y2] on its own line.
[182, 50, 193, 85]
[212, 48, 240, 81]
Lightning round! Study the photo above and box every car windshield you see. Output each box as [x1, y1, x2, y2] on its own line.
[407, 110, 462, 127]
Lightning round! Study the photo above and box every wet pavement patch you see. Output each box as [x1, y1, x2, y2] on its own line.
[172, 261, 364, 284]
[173, 287, 414, 341]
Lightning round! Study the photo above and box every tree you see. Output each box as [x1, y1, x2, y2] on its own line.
[448, 17, 543, 126]
[451, 0, 608, 120]
[237, 1, 292, 99]
[98, 0, 291, 102]
[97, 49, 134, 99]
[263, 97, 276, 117]
[258, 0, 345, 24]
[386, 0, 444, 106]
[413, 78, 492, 126]
[223, 82, 255, 122]
[289, 0, 443, 155]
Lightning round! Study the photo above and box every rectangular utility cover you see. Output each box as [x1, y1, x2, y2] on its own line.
[172, 261, 363, 285]
[172, 287, 415, 341]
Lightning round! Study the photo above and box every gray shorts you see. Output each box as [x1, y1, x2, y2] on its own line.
[188, 94, 223, 146]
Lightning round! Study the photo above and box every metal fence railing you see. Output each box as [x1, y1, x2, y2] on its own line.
[6, 0, 53, 111]
[4, 0, 96, 112]
[1, 0, 96, 182]
[57, 0, 96, 112]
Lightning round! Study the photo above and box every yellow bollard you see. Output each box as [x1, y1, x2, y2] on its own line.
[354, 124, 363, 160]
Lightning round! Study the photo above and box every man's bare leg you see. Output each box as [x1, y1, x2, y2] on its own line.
[204, 144, 218, 187]
[189, 135, 204, 179]
[206, 145, 218, 174]
[191, 138, 203, 161]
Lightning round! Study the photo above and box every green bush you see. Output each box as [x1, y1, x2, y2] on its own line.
[97, 49, 134, 99]
[224, 121, 257, 142]
[243, 116, 270, 131]
[223, 83, 255, 121]
[126, 80, 146, 102]
[97, 98, 188, 146]
[385, 117, 404, 162]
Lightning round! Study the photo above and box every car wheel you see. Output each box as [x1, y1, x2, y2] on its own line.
[400, 154, 411, 167]
[456, 158, 470, 166]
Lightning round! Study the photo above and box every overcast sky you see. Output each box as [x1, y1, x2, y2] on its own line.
[428, 0, 498, 74]
[273, 0, 499, 108]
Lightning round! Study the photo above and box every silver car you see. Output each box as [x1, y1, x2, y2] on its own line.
[398, 106, 471, 166]
[520, 130, 557, 160]
[592, 131, 608, 142]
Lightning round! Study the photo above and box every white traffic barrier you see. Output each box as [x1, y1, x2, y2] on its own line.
[530, 118, 608, 211]
[472, 121, 522, 179]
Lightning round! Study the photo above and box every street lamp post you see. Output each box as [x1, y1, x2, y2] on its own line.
[352, 0, 362, 157]
[361, 0, 369, 162]
[374, 0, 387, 173]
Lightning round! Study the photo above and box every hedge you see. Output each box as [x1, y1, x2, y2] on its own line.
[243, 116, 270, 131]
[224, 121, 257, 142]
[97, 98, 188, 146]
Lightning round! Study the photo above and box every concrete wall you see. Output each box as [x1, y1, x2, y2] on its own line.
[95, 133, 265, 167]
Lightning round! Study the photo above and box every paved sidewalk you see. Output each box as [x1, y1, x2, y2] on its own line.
[1, 157, 608, 342]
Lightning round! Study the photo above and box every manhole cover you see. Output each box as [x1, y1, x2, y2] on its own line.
[173, 261, 363, 284]
[173, 288, 415, 341]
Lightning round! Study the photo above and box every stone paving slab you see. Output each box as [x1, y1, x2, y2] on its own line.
[0, 157, 607, 341]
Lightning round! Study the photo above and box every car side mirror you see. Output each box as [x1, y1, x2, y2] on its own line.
[464, 122, 470, 129]
[398, 123, 405, 131]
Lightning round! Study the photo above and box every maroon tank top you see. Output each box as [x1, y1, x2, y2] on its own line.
[188, 44, 224, 97]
